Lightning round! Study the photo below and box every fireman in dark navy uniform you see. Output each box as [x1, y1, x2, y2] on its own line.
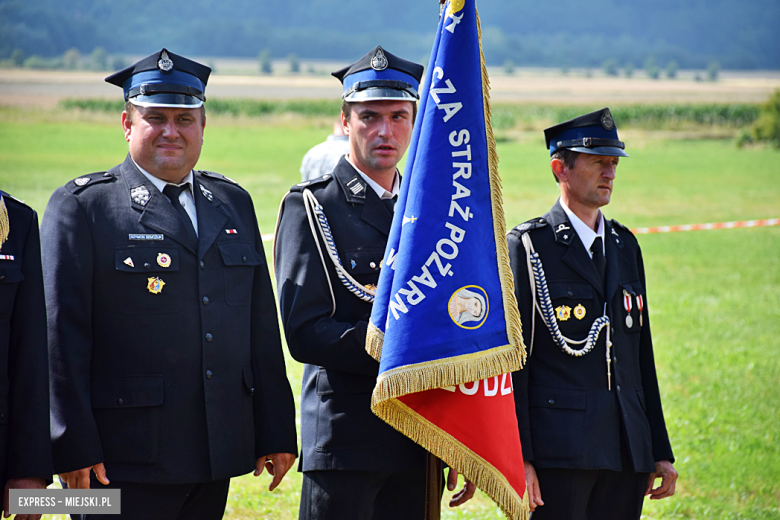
[507, 108, 678, 519]
[41, 49, 297, 520]
[0, 192, 53, 520]
[274, 46, 474, 520]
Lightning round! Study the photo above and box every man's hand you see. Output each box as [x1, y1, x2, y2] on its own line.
[59, 463, 109, 490]
[524, 461, 544, 511]
[254, 453, 296, 492]
[646, 460, 678, 500]
[446, 467, 476, 508]
[3, 477, 46, 520]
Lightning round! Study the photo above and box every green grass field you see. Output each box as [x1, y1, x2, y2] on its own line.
[1, 106, 778, 519]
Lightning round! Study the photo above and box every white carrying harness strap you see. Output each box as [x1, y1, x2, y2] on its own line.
[520, 231, 612, 364]
[302, 189, 377, 307]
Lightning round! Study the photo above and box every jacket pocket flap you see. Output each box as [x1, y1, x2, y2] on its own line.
[0, 265, 24, 284]
[621, 281, 645, 296]
[529, 387, 586, 410]
[218, 242, 263, 266]
[91, 375, 164, 409]
[115, 248, 179, 272]
[548, 282, 593, 300]
[345, 249, 384, 276]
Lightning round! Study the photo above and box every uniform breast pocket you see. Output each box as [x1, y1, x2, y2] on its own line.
[0, 265, 23, 315]
[621, 281, 645, 333]
[344, 248, 383, 285]
[218, 242, 263, 306]
[548, 282, 596, 335]
[114, 247, 181, 315]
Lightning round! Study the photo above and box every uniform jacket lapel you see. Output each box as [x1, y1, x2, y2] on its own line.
[193, 176, 229, 260]
[121, 155, 199, 254]
[333, 158, 393, 236]
[546, 199, 605, 298]
[604, 219, 628, 303]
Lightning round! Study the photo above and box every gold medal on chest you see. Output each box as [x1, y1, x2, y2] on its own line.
[157, 253, 172, 268]
[555, 305, 572, 321]
[147, 277, 165, 294]
[573, 304, 586, 320]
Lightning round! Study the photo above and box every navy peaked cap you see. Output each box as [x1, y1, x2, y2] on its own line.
[105, 48, 211, 108]
[544, 108, 628, 157]
[332, 46, 424, 102]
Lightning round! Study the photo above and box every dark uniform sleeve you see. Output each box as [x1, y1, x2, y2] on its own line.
[248, 208, 298, 458]
[274, 191, 379, 376]
[635, 244, 675, 463]
[507, 230, 535, 462]
[6, 207, 53, 482]
[41, 188, 105, 473]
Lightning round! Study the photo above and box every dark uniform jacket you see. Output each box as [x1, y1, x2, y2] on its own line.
[274, 157, 425, 472]
[507, 200, 674, 473]
[0, 192, 53, 485]
[41, 155, 297, 484]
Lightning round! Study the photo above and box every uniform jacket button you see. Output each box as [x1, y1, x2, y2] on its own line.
[205, 333, 213, 342]
[242, 256, 247, 263]
[202, 296, 209, 305]
[117, 398, 124, 406]
[0, 276, 5, 282]
[206, 370, 213, 379]
[567, 290, 573, 297]
[548, 399, 555, 406]
[144, 263, 151, 270]
[200, 261, 205, 270]
[617, 385, 621, 393]
[251, 388, 255, 396]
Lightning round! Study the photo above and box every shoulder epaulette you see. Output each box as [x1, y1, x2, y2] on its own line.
[199, 170, 241, 187]
[611, 219, 632, 233]
[66, 172, 115, 194]
[511, 217, 547, 235]
[0, 191, 30, 208]
[289, 172, 334, 193]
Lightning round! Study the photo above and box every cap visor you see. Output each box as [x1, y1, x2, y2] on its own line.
[568, 146, 629, 157]
[344, 87, 418, 102]
[129, 93, 203, 109]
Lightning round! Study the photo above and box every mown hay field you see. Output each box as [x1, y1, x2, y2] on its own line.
[1, 101, 778, 519]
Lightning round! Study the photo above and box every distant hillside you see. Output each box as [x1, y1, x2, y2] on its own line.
[1, 0, 778, 69]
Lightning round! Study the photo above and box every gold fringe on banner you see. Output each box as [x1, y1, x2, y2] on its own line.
[476, 5, 527, 369]
[366, 321, 384, 362]
[371, 344, 519, 407]
[375, 398, 529, 520]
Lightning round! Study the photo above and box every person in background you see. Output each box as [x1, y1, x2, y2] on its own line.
[507, 108, 678, 520]
[300, 118, 350, 182]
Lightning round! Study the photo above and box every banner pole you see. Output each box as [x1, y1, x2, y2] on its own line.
[424, 453, 443, 520]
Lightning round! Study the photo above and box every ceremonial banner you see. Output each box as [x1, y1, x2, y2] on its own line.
[366, 1, 528, 517]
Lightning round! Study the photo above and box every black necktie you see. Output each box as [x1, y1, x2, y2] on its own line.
[163, 184, 197, 240]
[382, 195, 397, 214]
[591, 236, 606, 286]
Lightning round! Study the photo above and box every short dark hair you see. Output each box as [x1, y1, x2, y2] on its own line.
[341, 100, 418, 123]
[550, 148, 579, 183]
[124, 101, 206, 124]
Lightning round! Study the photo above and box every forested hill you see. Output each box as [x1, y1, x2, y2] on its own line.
[1, 0, 778, 69]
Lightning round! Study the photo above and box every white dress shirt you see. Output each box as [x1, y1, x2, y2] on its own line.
[134, 160, 199, 237]
[345, 155, 400, 200]
[560, 199, 604, 259]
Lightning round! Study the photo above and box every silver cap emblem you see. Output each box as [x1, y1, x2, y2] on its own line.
[601, 109, 615, 130]
[130, 185, 151, 206]
[371, 48, 388, 71]
[158, 50, 174, 73]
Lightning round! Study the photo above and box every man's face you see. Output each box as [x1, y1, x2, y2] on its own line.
[122, 105, 205, 183]
[342, 100, 414, 178]
[561, 154, 619, 211]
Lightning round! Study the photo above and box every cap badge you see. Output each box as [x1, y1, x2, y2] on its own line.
[601, 109, 615, 131]
[74, 177, 90, 187]
[158, 50, 174, 73]
[199, 183, 214, 202]
[371, 48, 388, 71]
[147, 277, 165, 294]
[157, 253, 172, 268]
[130, 185, 151, 206]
